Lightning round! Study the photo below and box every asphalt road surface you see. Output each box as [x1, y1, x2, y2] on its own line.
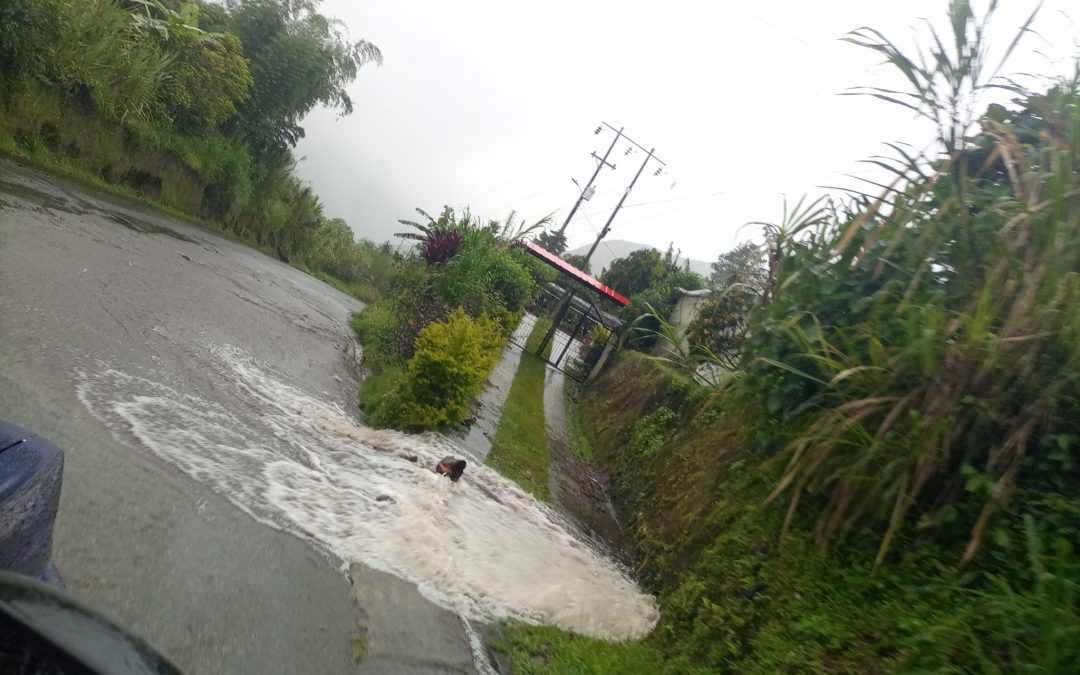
[0, 159, 483, 674]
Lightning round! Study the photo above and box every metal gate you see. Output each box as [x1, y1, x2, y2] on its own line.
[509, 284, 619, 382]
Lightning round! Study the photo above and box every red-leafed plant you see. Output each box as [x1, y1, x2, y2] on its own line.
[418, 227, 462, 265]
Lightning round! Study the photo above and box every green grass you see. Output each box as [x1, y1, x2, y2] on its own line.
[358, 365, 405, 420]
[309, 268, 380, 304]
[487, 319, 553, 501]
[351, 632, 368, 663]
[492, 623, 674, 675]
[351, 305, 405, 423]
[563, 380, 594, 464]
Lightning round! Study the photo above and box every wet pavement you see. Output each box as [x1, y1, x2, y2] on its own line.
[351, 564, 493, 675]
[455, 320, 533, 463]
[0, 159, 481, 674]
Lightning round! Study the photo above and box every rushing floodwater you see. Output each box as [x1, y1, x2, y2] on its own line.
[77, 341, 659, 640]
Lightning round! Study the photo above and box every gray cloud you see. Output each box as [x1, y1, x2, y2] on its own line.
[295, 0, 1077, 261]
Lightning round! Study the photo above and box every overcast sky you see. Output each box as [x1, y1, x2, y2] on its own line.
[294, 0, 1078, 263]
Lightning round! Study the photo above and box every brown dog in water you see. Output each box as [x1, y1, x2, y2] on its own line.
[435, 456, 467, 482]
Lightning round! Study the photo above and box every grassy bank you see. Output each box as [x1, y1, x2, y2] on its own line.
[494, 624, 669, 674]
[0, 104, 388, 304]
[0, 121, 211, 229]
[562, 381, 594, 464]
[304, 267, 380, 304]
[0, 0, 395, 304]
[486, 319, 553, 501]
[497, 351, 1080, 673]
[350, 310, 404, 422]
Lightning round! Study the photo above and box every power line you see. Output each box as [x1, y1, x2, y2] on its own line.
[465, 146, 571, 205]
[620, 190, 726, 210]
[576, 207, 618, 265]
[605, 202, 697, 231]
[554, 125, 622, 237]
[715, 0, 881, 80]
[488, 176, 571, 211]
[537, 122, 665, 355]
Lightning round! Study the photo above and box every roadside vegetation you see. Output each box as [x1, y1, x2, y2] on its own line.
[563, 381, 594, 464]
[7, 1, 1075, 671]
[0, 0, 396, 302]
[487, 319, 554, 501]
[351, 207, 553, 432]
[599, 245, 708, 352]
[500, 2, 1080, 672]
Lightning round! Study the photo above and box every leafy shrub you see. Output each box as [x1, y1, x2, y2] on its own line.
[513, 245, 558, 290]
[393, 208, 539, 346]
[628, 407, 677, 458]
[587, 323, 612, 344]
[489, 306, 524, 335]
[377, 260, 448, 358]
[435, 238, 536, 318]
[370, 309, 505, 431]
[483, 248, 536, 313]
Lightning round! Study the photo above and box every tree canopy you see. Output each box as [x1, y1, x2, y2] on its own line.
[600, 246, 682, 297]
[221, 0, 382, 155]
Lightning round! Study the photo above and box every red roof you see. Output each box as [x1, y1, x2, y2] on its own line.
[523, 242, 630, 306]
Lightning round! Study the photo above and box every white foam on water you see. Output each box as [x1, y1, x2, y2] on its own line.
[76, 345, 659, 641]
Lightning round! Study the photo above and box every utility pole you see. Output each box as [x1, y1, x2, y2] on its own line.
[581, 147, 656, 264]
[555, 126, 621, 239]
[537, 125, 664, 359]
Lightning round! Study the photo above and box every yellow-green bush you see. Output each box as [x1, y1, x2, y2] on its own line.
[370, 309, 504, 431]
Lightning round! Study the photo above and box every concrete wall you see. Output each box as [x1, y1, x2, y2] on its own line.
[651, 288, 712, 357]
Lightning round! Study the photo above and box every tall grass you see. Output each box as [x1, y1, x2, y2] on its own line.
[739, 0, 1080, 565]
[50, 0, 175, 123]
[1, 0, 394, 303]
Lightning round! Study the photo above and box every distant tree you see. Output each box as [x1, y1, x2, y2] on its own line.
[617, 263, 706, 351]
[601, 248, 676, 297]
[310, 217, 355, 267]
[688, 242, 768, 368]
[247, 175, 324, 261]
[562, 253, 590, 274]
[708, 241, 767, 291]
[534, 229, 568, 255]
[191, 0, 229, 32]
[222, 0, 382, 156]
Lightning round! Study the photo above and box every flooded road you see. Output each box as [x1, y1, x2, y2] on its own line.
[0, 159, 371, 674]
[0, 160, 657, 673]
